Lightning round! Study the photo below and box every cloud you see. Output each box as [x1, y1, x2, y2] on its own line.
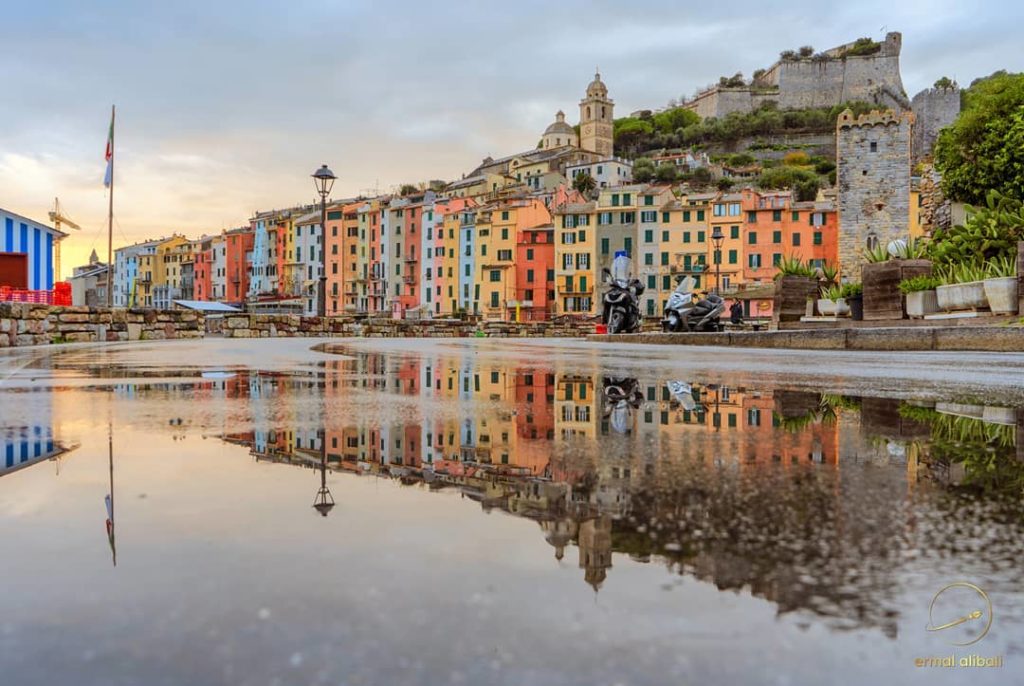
[1, 0, 1022, 276]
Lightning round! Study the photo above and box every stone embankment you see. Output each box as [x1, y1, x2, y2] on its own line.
[220, 314, 589, 338]
[588, 326, 1024, 352]
[0, 304, 203, 347]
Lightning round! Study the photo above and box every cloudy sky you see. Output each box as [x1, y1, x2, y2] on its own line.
[2, 0, 1021, 275]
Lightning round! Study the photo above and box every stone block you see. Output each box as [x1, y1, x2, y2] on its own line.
[0, 333, 8, 347]
[64, 332, 95, 343]
[232, 329, 252, 338]
[127, 323, 142, 341]
[934, 327, 1024, 352]
[848, 327, 934, 351]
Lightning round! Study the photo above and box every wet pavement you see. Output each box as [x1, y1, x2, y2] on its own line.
[1, 338, 1023, 685]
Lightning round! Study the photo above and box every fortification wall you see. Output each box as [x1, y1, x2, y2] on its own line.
[684, 32, 909, 119]
[836, 110, 914, 278]
[911, 87, 961, 165]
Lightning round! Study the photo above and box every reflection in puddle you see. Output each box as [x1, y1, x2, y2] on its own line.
[3, 344, 1024, 683]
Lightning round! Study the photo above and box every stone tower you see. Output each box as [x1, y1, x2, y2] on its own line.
[911, 84, 961, 166]
[836, 109, 914, 278]
[579, 71, 614, 157]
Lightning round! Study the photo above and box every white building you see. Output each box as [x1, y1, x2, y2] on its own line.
[113, 238, 162, 307]
[293, 211, 323, 315]
[210, 235, 226, 301]
[564, 158, 633, 189]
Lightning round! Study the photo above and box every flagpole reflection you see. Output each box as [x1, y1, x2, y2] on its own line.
[105, 424, 116, 567]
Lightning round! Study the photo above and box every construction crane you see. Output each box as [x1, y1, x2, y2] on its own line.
[48, 197, 82, 280]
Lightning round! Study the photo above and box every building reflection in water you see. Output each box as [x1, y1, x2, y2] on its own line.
[10, 348, 1024, 641]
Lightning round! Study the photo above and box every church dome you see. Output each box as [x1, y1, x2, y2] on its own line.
[544, 110, 574, 136]
[586, 71, 608, 98]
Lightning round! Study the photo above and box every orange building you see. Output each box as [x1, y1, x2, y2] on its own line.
[514, 226, 555, 320]
[740, 189, 838, 284]
[224, 227, 254, 303]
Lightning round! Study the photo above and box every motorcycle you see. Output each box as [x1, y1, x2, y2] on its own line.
[601, 254, 643, 334]
[602, 377, 644, 434]
[662, 276, 725, 332]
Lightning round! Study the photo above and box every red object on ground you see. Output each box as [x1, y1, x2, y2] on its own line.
[595, 324, 607, 334]
[0, 283, 72, 306]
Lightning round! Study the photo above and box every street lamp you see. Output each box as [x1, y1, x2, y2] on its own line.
[311, 164, 337, 318]
[710, 226, 724, 295]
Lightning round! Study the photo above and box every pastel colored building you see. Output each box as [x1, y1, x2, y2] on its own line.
[514, 225, 555, 320]
[474, 196, 551, 319]
[0, 208, 64, 292]
[224, 227, 255, 304]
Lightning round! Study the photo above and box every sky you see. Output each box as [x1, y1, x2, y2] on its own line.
[2, 0, 1021, 277]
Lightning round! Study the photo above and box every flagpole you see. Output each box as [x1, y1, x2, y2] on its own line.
[106, 105, 115, 308]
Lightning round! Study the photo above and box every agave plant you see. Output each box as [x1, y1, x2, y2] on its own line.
[942, 261, 988, 284]
[818, 262, 839, 286]
[862, 243, 891, 263]
[774, 255, 815, 279]
[986, 255, 1017, 279]
[898, 274, 942, 294]
[892, 237, 929, 259]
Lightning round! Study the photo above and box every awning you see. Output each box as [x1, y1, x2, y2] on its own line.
[172, 300, 242, 312]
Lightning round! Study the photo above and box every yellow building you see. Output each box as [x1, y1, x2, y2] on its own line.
[474, 197, 550, 319]
[553, 200, 597, 314]
[709, 192, 745, 292]
[909, 182, 924, 239]
[137, 235, 188, 307]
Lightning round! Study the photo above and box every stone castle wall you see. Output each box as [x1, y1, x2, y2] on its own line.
[910, 86, 961, 166]
[0, 305, 204, 347]
[836, 110, 914, 278]
[685, 32, 910, 119]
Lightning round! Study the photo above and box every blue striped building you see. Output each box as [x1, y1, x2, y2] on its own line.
[1, 207, 65, 290]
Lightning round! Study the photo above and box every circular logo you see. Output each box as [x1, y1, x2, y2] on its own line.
[927, 582, 993, 646]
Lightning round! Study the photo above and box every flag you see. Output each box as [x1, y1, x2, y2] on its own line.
[103, 109, 114, 188]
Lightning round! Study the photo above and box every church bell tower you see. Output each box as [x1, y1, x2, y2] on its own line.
[579, 71, 614, 157]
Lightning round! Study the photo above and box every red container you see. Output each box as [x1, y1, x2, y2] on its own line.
[595, 324, 607, 334]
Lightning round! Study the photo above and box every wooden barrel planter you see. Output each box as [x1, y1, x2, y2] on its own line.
[863, 259, 932, 321]
[772, 276, 817, 325]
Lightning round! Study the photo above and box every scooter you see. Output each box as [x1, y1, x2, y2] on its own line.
[602, 377, 644, 434]
[662, 276, 725, 333]
[601, 268, 644, 334]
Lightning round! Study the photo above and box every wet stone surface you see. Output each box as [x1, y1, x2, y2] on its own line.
[1, 338, 1023, 685]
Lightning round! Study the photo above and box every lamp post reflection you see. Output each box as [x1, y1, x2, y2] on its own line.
[104, 426, 117, 566]
[313, 433, 335, 517]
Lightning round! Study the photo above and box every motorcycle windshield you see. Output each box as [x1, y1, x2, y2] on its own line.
[611, 254, 633, 283]
[674, 276, 695, 294]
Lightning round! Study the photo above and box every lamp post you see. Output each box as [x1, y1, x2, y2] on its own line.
[710, 226, 724, 295]
[311, 164, 337, 318]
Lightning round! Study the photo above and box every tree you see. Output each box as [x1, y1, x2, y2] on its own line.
[934, 72, 1024, 204]
[399, 183, 419, 195]
[782, 151, 810, 166]
[691, 167, 713, 185]
[612, 117, 655, 155]
[655, 165, 677, 183]
[633, 158, 655, 183]
[933, 76, 956, 90]
[798, 45, 815, 58]
[716, 178, 734, 191]
[572, 171, 597, 197]
[794, 178, 819, 201]
[652, 107, 699, 134]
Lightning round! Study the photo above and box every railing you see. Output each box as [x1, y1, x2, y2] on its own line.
[0, 283, 72, 306]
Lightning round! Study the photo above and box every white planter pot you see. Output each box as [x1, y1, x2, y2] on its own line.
[905, 290, 939, 317]
[936, 281, 987, 311]
[833, 297, 850, 316]
[983, 276, 1018, 314]
[817, 298, 837, 316]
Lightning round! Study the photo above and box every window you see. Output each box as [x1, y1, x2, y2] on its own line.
[697, 231, 705, 243]
[526, 248, 534, 260]
[497, 249, 512, 261]
[623, 237, 632, 254]
[728, 249, 737, 264]
[623, 193, 631, 205]
[662, 230, 669, 242]
[713, 203, 725, 217]
[562, 232, 575, 245]
[598, 212, 612, 225]
[748, 231, 757, 245]
[644, 229, 653, 243]
[870, 141, 877, 152]
[747, 211, 757, 223]
[748, 254, 762, 268]
[577, 253, 590, 269]
[662, 212, 670, 223]
[772, 210, 782, 222]
[490, 292, 499, 308]
[813, 231, 823, 246]
[729, 203, 741, 216]
[662, 275, 671, 290]
[772, 253, 782, 266]
[792, 233, 801, 247]
[644, 195, 654, 206]
[683, 210, 691, 222]
[773, 230, 782, 244]
[730, 225, 739, 239]
[611, 194, 620, 207]
[697, 210, 705, 221]
[660, 252, 668, 266]
[641, 211, 657, 223]
[792, 211, 800, 222]
[501, 228, 508, 240]
[577, 230, 586, 242]
[563, 253, 574, 270]
[501, 211, 509, 220]
[644, 253, 653, 266]
[600, 238, 610, 254]
[619, 212, 635, 223]
[683, 231, 691, 244]
[489, 270, 500, 282]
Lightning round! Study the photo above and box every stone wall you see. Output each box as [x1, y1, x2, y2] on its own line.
[0, 305, 204, 347]
[911, 86, 960, 166]
[684, 32, 909, 118]
[221, 314, 593, 339]
[836, 109, 914, 278]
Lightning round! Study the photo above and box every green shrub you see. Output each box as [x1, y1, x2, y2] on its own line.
[862, 244, 891, 263]
[986, 255, 1016, 278]
[898, 275, 942, 294]
[774, 256, 816, 278]
[839, 282, 862, 298]
[927, 190, 1024, 267]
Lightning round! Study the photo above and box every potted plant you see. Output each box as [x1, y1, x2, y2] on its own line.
[816, 284, 849, 316]
[898, 275, 942, 318]
[861, 239, 932, 321]
[772, 256, 817, 324]
[841, 282, 863, 320]
[936, 263, 988, 311]
[983, 255, 1019, 314]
